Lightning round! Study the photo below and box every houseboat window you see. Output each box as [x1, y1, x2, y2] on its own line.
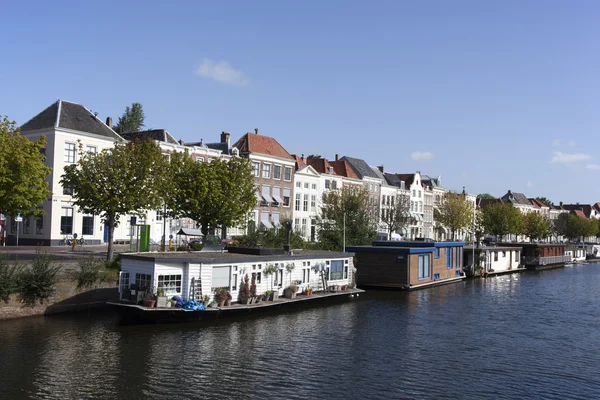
[330, 260, 344, 280]
[307, 261, 311, 266]
[418, 255, 430, 280]
[252, 272, 262, 284]
[502, 251, 506, 258]
[158, 274, 182, 294]
[232, 273, 237, 292]
[303, 268, 311, 283]
[494, 252, 498, 262]
[119, 272, 130, 294]
[212, 266, 231, 291]
[135, 273, 152, 291]
[435, 248, 440, 258]
[344, 265, 348, 279]
[456, 248, 461, 268]
[433, 273, 440, 281]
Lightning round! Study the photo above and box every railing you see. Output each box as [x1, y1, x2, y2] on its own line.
[523, 255, 572, 266]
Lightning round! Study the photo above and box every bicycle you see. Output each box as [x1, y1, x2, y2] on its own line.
[59, 235, 74, 246]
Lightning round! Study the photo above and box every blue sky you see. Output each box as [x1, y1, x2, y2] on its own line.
[2, 1, 599, 203]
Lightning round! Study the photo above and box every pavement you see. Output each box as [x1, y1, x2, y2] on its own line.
[0, 244, 131, 261]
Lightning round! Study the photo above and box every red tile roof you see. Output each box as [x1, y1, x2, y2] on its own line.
[562, 204, 592, 218]
[329, 160, 360, 179]
[233, 132, 294, 160]
[570, 209, 588, 220]
[306, 157, 336, 175]
[477, 198, 504, 208]
[292, 154, 306, 169]
[528, 198, 549, 208]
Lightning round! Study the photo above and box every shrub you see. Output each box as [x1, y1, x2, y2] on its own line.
[18, 250, 61, 307]
[0, 254, 19, 303]
[71, 254, 105, 289]
[239, 274, 250, 302]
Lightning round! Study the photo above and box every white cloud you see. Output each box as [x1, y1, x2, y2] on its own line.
[552, 139, 561, 147]
[527, 181, 534, 188]
[195, 59, 249, 86]
[550, 151, 591, 164]
[568, 140, 576, 147]
[410, 151, 434, 161]
[586, 163, 600, 170]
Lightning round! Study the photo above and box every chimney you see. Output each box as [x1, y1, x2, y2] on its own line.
[254, 128, 259, 135]
[106, 117, 112, 127]
[560, 201, 563, 207]
[179, 139, 184, 145]
[335, 154, 339, 161]
[378, 165, 384, 173]
[301, 153, 305, 162]
[221, 131, 230, 147]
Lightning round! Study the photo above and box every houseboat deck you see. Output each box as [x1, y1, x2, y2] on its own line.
[108, 288, 365, 324]
[358, 276, 466, 291]
[483, 266, 528, 277]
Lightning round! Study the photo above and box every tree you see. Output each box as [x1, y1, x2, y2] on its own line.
[477, 193, 496, 200]
[435, 192, 474, 240]
[522, 212, 551, 241]
[380, 193, 411, 238]
[0, 116, 51, 218]
[170, 153, 256, 239]
[113, 103, 145, 134]
[316, 186, 376, 251]
[481, 203, 521, 241]
[535, 197, 554, 206]
[554, 213, 591, 241]
[60, 140, 167, 261]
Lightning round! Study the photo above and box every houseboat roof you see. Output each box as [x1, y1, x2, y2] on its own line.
[348, 241, 466, 254]
[120, 249, 353, 264]
[499, 243, 566, 249]
[371, 240, 466, 248]
[464, 245, 523, 251]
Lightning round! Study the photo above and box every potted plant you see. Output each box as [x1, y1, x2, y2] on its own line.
[239, 274, 251, 304]
[156, 288, 168, 307]
[285, 263, 295, 286]
[225, 290, 232, 306]
[284, 282, 297, 299]
[263, 263, 278, 295]
[215, 287, 228, 307]
[250, 274, 257, 303]
[143, 288, 157, 308]
[304, 285, 312, 296]
[202, 294, 211, 306]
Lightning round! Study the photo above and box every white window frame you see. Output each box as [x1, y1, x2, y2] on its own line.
[262, 163, 272, 179]
[64, 142, 76, 163]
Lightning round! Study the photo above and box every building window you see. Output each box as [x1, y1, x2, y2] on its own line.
[302, 218, 308, 236]
[135, 273, 152, 291]
[196, 156, 204, 162]
[294, 218, 300, 231]
[296, 181, 301, 188]
[252, 162, 260, 177]
[284, 167, 292, 181]
[261, 185, 273, 206]
[272, 187, 282, 206]
[60, 207, 73, 235]
[494, 252, 498, 262]
[418, 254, 430, 280]
[272, 213, 280, 228]
[156, 210, 164, 221]
[158, 274, 182, 294]
[330, 260, 344, 280]
[82, 215, 94, 235]
[24, 218, 31, 234]
[212, 266, 231, 291]
[304, 182, 309, 189]
[311, 195, 316, 210]
[262, 163, 271, 179]
[64, 142, 76, 163]
[303, 194, 309, 212]
[295, 194, 301, 211]
[325, 180, 331, 189]
[63, 186, 74, 195]
[273, 165, 281, 180]
[311, 183, 317, 190]
[412, 190, 415, 197]
[86, 145, 97, 155]
[36, 216, 43, 235]
[283, 188, 291, 207]
[332, 180, 338, 189]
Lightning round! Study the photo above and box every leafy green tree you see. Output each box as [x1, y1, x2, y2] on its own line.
[0, 116, 51, 218]
[522, 212, 551, 241]
[476, 193, 496, 200]
[113, 102, 145, 134]
[435, 192, 474, 240]
[535, 197, 553, 206]
[554, 213, 593, 241]
[316, 186, 376, 251]
[61, 140, 167, 261]
[481, 202, 521, 241]
[381, 193, 412, 238]
[232, 223, 308, 249]
[170, 153, 256, 239]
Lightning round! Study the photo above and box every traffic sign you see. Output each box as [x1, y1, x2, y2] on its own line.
[14, 213, 23, 222]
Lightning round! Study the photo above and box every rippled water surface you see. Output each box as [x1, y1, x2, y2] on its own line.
[2, 264, 600, 400]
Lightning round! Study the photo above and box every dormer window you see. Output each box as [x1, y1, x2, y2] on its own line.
[328, 167, 334, 174]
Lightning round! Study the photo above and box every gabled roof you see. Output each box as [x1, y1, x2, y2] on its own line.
[330, 160, 360, 179]
[393, 174, 416, 187]
[529, 198, 550, 209]
[383, 172, 405, 188]
[562, 204, 593, 218]
[501, 190, 532, 206]
[305, 157, 337, 175]
[339, 156, 380, 179]
[477, 198, 504, 208]
[570, 209, 588, 220]
[120, 129, 178, 145]
[371, 167, 393, 187]
[421, 175, 442, 189]
[292, 154, 306, 169]
[233, 132, 294, 160]
[20, 100, 121, 139]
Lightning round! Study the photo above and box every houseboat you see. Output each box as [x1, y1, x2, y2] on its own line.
[501, 243, 570, 270]
[347, 241, 466, 290]
[565, 247, 587, 263]
[463, 246, 525, 277]
[111, 248, 361, 323]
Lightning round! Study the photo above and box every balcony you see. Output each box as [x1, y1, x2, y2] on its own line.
[523, 255, 572, 266]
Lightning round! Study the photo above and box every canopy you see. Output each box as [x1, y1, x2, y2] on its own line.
[177, 228, 203, 237]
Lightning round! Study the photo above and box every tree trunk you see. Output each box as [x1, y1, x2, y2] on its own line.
[201, 222, 209, 243]
[106, 214, 116, 262]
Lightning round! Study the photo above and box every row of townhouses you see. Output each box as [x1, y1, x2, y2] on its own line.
[4, 100, 600, 246]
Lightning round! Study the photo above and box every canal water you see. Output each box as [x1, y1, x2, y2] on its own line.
[1, 264, 600, 400]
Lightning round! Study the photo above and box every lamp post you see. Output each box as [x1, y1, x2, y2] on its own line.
[343, 213, 346, 252]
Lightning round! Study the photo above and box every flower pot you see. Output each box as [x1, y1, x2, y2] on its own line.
[245, 298, 252, 305]
[272, 292, 279, 301]
[225, 299, 232, 306]
[156, 296, 168, 308]
[218, 300, 225, 307]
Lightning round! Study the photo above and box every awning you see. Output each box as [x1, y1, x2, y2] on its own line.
[272, 194, 284, 204]
[261, 192, 274, 203]
[261, 218, 273, 229]
[177, 228, 203, 236]
[273, 220, 282, 228]
[255, 190, 262, 201]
